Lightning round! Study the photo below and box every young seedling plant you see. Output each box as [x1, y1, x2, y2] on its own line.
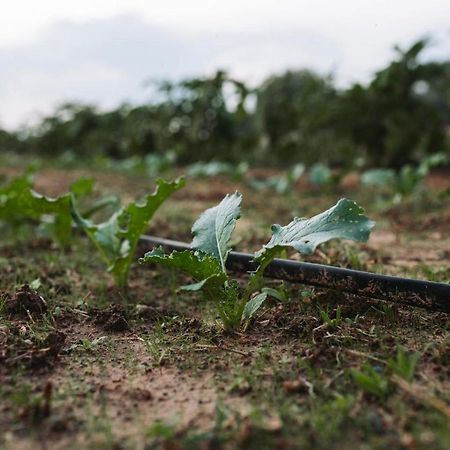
[0, 171, 126, 249]
[0, 170, 96, 248]
[73, 178, 185, 288]
[140, 193, 374, 330]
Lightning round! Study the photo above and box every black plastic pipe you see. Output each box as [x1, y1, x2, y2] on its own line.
[140, 234, 450, 314]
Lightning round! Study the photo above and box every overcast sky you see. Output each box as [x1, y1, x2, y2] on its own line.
[1, 0, 449, 129]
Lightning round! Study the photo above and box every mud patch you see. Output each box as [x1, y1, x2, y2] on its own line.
[92, 304, 130, 332]
[5, 285, 47, 317]
[1, 328, 66, 371]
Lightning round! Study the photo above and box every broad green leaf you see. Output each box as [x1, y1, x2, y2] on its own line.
[0, 187, 72, 246]
[256, 199, 374, 266]
[248, 164, 304, 194]
[144, 150, 177, 177]
[14, 189, 72, 246]
[361, 169, 396, 188]
[0, 169, 34, 193]
[242, 292, 268, 321]
[71, 209, 122, 262]
[140, 248, 247, 329]
[187, 161, 235, 178]
[275, 163, 305, 194]
[139, 247, 227, 295]
[69, 177, 95, 198]
[397, 165, 421, 196]
[0, 170, 74, 247]
[191, 192, 242, 271]
[81, 195, 121, 219]
[0, 169, 35, 220]
[308, 163, 332, 186]
[417, 152, 447, 177]
[74, 177, 185, 287]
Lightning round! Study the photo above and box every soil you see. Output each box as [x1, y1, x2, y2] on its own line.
[0, 164, 449, 450]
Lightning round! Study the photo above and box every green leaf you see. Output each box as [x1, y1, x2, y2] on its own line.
[29, 278, 42, 290]
[248, 164, 304, 194]
[139, 247, 227, 295]
[0, 168, 34, 191]
[191, 192, 242, 271]
[274, 163, 305, 194]
[74, 177, 185, 287]
[15, 189, 72, 247]
[361, 169, 396, 188]
[0, 169, 34, 220]
[417, 152, 447, 177]
[261, 286, 288, 302]
[187, 161, 234, 178]
[256, 198, 375, 266]
[308, 163, 332, 186]
[351, 364, 389, 398]
[69, 177, 95, 198]
[388, 347, 420, 382]
[81, 195, 121, 219]
[0, 171, 88, 247]
[242, 292, 268, 321]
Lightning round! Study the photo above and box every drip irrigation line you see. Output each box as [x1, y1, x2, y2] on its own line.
[140, 234, 450, 314]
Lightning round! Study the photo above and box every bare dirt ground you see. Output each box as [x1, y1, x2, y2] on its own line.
[1, 166, 449, 449]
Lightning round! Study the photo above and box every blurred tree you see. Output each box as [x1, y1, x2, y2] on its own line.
[154, 70, 259, 164]
[0, 128, 23, 153]
[256, 70, 354, 166]
[336, 39, 450, 167]
[3, 40, 449, 169]
[27, 103, 160, 159]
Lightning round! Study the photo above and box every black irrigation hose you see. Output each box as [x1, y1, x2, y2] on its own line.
[140, 234, 450, 314]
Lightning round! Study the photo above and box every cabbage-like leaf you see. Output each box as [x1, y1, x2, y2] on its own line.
[16, 190, 73, 247]
[191, 192, 242, 271]
[248, 164, 304, 194]
[256, 198, 374, 266]
[0, 172, 105, 247]
[69, 178, 95, 198]
[361, 169, 396, 188]
[73, 178, 184, 287]
[0, 169, 34, 221]
[70, 175, 120, 218]
[0, 171, 72, 247]
[308, 163, 333, 186]
[139, 247, 227, 296]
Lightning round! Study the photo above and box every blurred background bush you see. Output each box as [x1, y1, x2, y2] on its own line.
[1, 39, 449, 169]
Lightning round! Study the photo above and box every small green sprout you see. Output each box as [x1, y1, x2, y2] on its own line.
[388, 346, 420, 382]
[351, 363, 389, 398]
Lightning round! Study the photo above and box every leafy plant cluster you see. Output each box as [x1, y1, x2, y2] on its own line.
[361, 152, 448, 200]
[1, 39, 449, 168]
[0, 170, 184, 287]
[190, 152, 448, 200]
[351, 347, 421, 398]
[1, 170, 375, 330]
[140, 193, 374, 330]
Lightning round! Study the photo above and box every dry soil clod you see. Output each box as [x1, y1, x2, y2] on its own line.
[6, 284, 47, 317]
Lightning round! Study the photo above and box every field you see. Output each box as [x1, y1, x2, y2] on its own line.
[1, 163, 450, 450]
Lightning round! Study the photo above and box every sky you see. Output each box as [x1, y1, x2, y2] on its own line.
[1, 0, 449, 129]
